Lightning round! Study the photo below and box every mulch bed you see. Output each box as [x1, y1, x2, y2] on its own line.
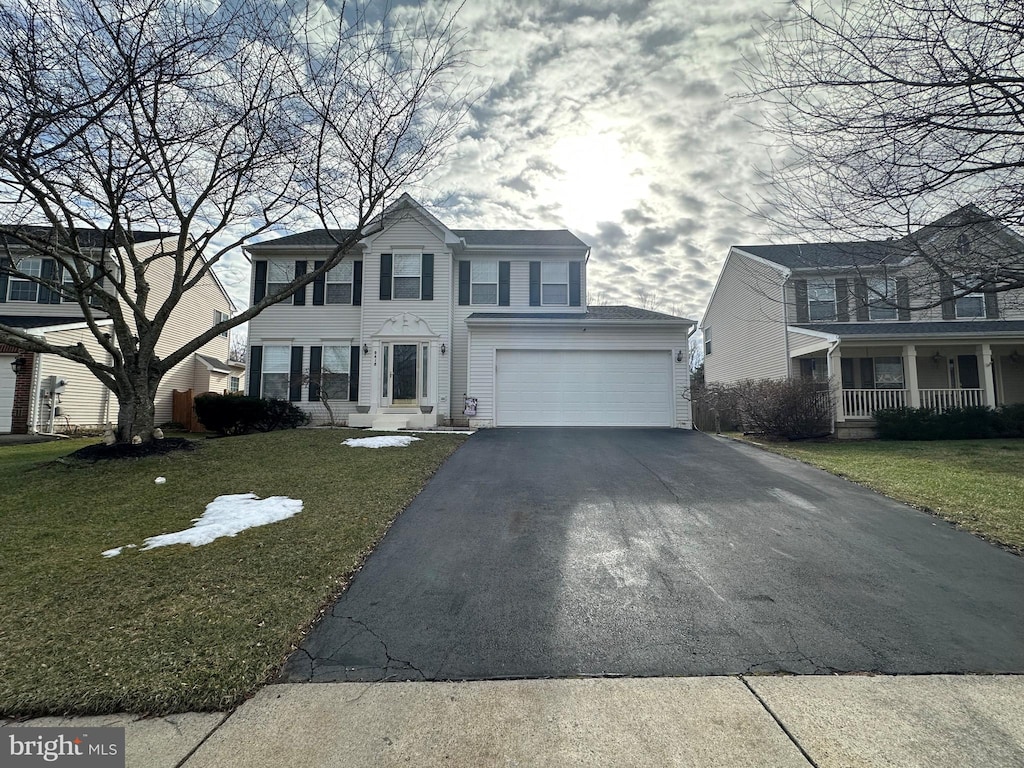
[66, 437, 198, 462]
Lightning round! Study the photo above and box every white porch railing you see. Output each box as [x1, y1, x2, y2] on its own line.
[843, 388, 907, 419]
[920, 388, 985, 412]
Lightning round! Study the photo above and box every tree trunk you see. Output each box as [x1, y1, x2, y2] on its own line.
[114, 374, 160, 443]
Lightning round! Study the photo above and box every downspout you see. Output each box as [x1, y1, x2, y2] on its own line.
[780, 278, 791, 377]
[28, 348, 44, 434]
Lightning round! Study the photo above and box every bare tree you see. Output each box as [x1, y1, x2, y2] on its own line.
[229, 334, 248, 365]
[744, 0, 1024, 300]
[0, 0, 468, 443]
[634, 288, 662, 311]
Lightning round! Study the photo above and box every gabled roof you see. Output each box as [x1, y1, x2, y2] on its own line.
[195, 353, 232, 374]
[454, 229, 588, 248]
[735, 240, 904, 270]
[467, 305, 694, 325]
[0, 226, 169, 248]
[792, 320, 1024, 337]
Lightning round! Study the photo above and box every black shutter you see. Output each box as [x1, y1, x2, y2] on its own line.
[421, 253, 433, 300]
[940, 277, 955, 319]
[458, 261, 470, 305]
[248, 346, 263, 397]
[353, 261, 362, 306]
[293, 260, 307, 305]
[0, 257, 8, 302]
[50, 263, 63, 303]
[853, 278, 869, 321]
[380, 253, 392, 300]
[896, 278, 910, 321]
[794, 279, 809, 323]
[860, 358, 875, 389]
[254, 261, 267, 303]
[88, 265, 105, 308]
[569, 261, 581, 306]
[841, 358, 855, 389]
[529, 261, 540, 306]
[835, 278, 849, 322]
[985, 290, 1000, 319]
[289, 346, 303, 402]
[498, 261, 510, 306]
[312, 260, 325, 305]
[308, 346, 322, 401]
[38, 258, 56, 304]
[349, 346, 360, 401]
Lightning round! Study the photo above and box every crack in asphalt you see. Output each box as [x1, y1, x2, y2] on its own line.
[317, 615, 427, 682]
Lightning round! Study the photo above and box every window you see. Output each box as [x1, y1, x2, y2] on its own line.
[262, 346, 291, 400]
[229, 376, 240, 393]
[8, 257, 41, 301]
[214, 310, 229, 337]
[703, 328, 712, 357]
[471, 261, 498, 305]
[954, 276, 985, 318]
[319, 346, 350, 399]
[867, 277, 898, 320]
[807, 280, 836, 321]
[393, 254, 421, 299]
[267, 261, 292, 297]
[541, 261, 568, 305]
[421, 343, 429, 398]
[873, 356, 904, 389]
[326, 261, 353, 304]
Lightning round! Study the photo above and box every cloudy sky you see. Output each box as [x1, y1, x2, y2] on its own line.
[220, 0, 783, 323]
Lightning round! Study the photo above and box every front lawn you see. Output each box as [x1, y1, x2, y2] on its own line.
[735, 437, 1024, 551]
[0, 429, 467, 716]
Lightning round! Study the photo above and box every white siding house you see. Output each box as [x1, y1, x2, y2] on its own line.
[0, 232, 242, 434]
[246, 194, 696, 429]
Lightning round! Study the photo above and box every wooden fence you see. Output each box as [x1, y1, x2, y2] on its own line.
[172, 388, 206, 432]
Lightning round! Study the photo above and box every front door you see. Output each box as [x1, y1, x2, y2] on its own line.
[390, 343, 418, 406]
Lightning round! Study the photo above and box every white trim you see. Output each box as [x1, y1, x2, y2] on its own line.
[786, 325, 841, 342]
[700, 248, 791, 331]
[29, 318, 114, 335]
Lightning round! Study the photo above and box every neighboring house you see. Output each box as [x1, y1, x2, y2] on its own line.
[0, 229, 243, 434]
[701, 205, 1024, 437]
[245, 194, 695, 429]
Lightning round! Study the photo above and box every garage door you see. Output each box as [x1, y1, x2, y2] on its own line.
[0, 355, 15, 433]
[495, 349, 672, 427]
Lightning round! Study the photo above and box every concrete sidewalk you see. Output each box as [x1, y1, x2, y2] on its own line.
[6, 676, 1023, 767]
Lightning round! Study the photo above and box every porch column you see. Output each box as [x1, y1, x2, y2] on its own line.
[828, 345, 845, 423]
[979, 342, 997, 407]
[904, 344, 921, 408]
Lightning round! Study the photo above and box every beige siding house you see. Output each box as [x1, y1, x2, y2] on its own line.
[701, 206, 1024, 437]
[0, 232, 242, 434]
[246, 194, 696, 429]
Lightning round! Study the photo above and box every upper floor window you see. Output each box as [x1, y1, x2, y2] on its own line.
[214, 310, 229, 337]
[867, 277, 898, 320]
[471, 261, 498, 305]
[8, 258, 41, 301]
[327, 261, 353, 304]
[954, 276, 985, 318]
[703, 328, 712, 357]
[542, 261, 568, 305]
[267, 261, 292, 297]
[807, 279, 836, 321]
[393, 253, 421, 299]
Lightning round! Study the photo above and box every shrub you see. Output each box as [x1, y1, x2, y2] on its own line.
[875, 404, 1021, 440]
[194, 393, 310, 436]
[733, 377, 833, 439]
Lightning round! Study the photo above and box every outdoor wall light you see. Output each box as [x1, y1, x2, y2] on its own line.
[441, 343, 447, 355]
[931, 351, 943, 365]
[675, 350, 684, 363]
[362, 344, 369, 355]
[10, 357, 25, 375]
[1011, 350, 1022, 365]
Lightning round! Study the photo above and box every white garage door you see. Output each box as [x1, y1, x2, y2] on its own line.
[0, 355, 16, 433]
[496, 349, 672, 427]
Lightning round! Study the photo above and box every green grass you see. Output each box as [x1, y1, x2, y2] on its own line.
[733, 436, 1024, 551]
[0, 429, 467, 717]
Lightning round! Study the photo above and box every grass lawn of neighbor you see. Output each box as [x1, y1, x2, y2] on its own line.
[0, 428, 467, 717]
[732, 436, 1024, 552]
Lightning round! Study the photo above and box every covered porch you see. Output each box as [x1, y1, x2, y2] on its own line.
[790, 335, 1024, 432]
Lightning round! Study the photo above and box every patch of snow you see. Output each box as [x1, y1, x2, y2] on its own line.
[101, 493, 303, 557]
[343, 435, 422, 448]
[101, 544, 136, 558]
[154, 476, 167, 484]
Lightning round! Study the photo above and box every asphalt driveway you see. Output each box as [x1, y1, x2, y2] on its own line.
[279, 429, 1024, 682]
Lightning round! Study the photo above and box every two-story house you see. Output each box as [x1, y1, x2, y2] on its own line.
[701, 206, 1024, 437]
[245, 194, 695, 429]
[0, 229, 243, 434]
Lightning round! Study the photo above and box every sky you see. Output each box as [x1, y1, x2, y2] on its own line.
[217, 0, 782, 323]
